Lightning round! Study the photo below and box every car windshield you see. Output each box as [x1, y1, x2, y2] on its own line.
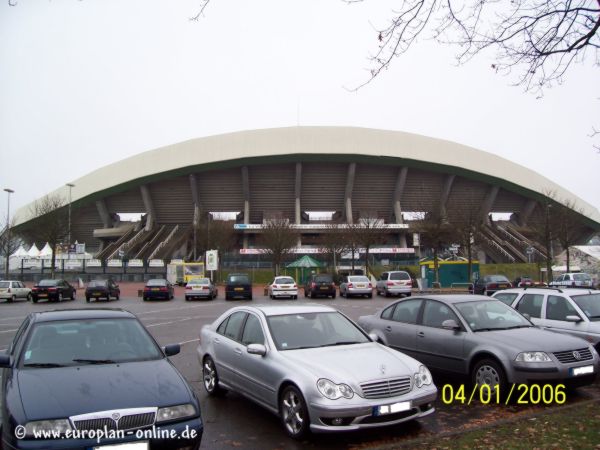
[229, 275, 249, 283]
[21, 319, 163, 368]
[390, 272, 410, 280]
[573, 274, 591, 281]
[0, 282, 9, 288]
[455, 300, 531, 331]
[572, 294, 600, 320]
[348, 276, 370, 283]
[38, 280, 58, 287]
[487, 275, 509, 282]
[275, 277, 294, 284]
[88, 280, 108, 288]
[267, 312, 370, 350]
[146, 279, 166, 286]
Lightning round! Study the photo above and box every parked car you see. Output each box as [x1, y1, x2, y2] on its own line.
[358, 295, 599, 394]
[0, 280, 31, 303]
[304, 273, 336, 299]
[340, 275, 373, 298]
[376, 271, 412, 297]
[549, 272, 594, 288]
[268, 276, 298, 299]
[225, 273, 252, 300]
[142, 278, 174, 301]
[31, 279, 76, 303]
[198, 304, 437, 439]
[512, 276, 534, 288]
[494, 287, 600, 353]
[471, 275, 512, 296]
[185, 278, 218, 300]
[85, 279, 120, 302]
[0, 309, 203, 449]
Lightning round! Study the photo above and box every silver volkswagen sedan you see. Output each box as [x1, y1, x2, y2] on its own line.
[197, 304, 437, 439]
[358, 295, 600, 394]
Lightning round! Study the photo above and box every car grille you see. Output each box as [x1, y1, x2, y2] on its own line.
[553, 348, 593, 364]
[360, 377, 412, 399]
[73, 412, 156, 432]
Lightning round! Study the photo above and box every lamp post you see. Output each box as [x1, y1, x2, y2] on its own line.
[3, 188, 14, 278]
[66, 183, 75, 254]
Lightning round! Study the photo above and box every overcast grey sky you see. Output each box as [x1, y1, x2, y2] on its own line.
[1, 0, 599, 224]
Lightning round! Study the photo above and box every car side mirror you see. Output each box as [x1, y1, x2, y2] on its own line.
[442, 319, 461, 331]
[0, 353, 11, 368]
[566, 315, 582, 323]
[368, 333, 379, 342]
[164, 344, 181, 357]
[247, 343, 267, 356]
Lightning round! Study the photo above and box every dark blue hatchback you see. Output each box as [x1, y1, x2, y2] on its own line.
[0, 309, 202, 450]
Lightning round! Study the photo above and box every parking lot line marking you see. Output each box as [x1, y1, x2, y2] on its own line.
[179, 338, 200, 345]
[145, 315, 215, 328]
[0, 329, 18, 334]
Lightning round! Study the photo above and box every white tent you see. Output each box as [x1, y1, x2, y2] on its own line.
[39, 242, 53, 257]
[27, 244, 40, 257]
[11, 245, 28, 258]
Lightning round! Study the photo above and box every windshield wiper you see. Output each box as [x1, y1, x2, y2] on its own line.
[320, 341, 363, 347]
[72, 358, 117, 365]
[504, 325, 532, 329]
[473, 328, 500, 332]
[23, 362, 65, 368]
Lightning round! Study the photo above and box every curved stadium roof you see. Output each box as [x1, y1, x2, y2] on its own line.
[14, 126, 600, 227]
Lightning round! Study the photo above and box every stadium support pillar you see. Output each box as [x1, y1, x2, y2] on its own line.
[519, 199, 537, 226]
[439, 174, 456, 219]
[344, 163, 356, 224]
[479, 186, 499, 224]
[242, 166, 250, 249]
[295, 162, 302, 225]
[393, 167, 408, 247]
[140, 185, 156, 231]
[189, 174, 200, 207]
[96, 199, 111, 228]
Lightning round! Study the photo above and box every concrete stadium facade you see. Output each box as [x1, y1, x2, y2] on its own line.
[13, 127, 600, 264]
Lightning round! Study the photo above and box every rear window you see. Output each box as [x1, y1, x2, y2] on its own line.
[488, 275, 509, 282]
[88, 280, 108, 288]
[0, 282, 9, 288]
[390, 272, 410, 281]
[189, 278, 210, 285]
[573, 273, 591, 281]
[314, 275, 333, 282]
[348, 276, 370, 283]
[228, 275, 250, 284]
[146, 279, 167, 286]
[275, 277, 295, 284]
[38, 280, 58, 287]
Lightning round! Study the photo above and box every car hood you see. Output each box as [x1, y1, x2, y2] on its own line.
[477, 327, 591, 352]
[17, 359, 192, 421]
[281, 343, 419, 385]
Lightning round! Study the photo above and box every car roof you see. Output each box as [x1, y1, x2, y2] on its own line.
[231, 303, 337, 317]
[498, 287, 599, 295]
[30, 308, 136, 323]
[396, 294, 492, 304]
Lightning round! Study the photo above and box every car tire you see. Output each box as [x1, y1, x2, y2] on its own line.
[71, 291, 76, 300]
[116, 294, 120, 300]
[331, 292, 336, 299]
[280, 385, 310, 440]
[304, 289, 308, 298]
[32, 297, 38, 303]
[384, 289, 391, 298]
[27, 293, 32, 301]
[203, 356, 227, 396]
[293, 295, 297, 300]
[143, 297, 148, 301]
[248, 295, 253, 301]
[58, 292, 63, 302]
[86, 296, 90, 303]
[472, 358, 507, 398]
[9, 295, 15, 303]
[368, 293, 373, 299]
[405, 292, 412, 297]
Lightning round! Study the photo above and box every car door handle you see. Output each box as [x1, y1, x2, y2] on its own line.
[234, 348, 243, 355]
[385, 326, 392, 332]
[214, 337, 221, 345]
[417, 332, 425, 338]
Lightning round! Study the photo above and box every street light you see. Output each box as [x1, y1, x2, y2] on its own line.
[3, 188, 14, 278]
[66, 183, 75, 252]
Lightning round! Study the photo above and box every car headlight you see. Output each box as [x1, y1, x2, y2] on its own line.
[414, 365, 432, 388]
[316, 378, 354, 400]
[25, 419, 72, 437]
[515, 352, 552, 362]
[156, 404, 197, 423]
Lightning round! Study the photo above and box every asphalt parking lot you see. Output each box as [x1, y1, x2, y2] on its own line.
[1, 283, 599, 449]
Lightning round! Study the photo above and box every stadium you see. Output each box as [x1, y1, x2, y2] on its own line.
[11, 127, 600, 269]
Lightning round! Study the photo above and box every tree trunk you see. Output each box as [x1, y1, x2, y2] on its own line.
[566, 247, 570, 273]
[364, 246, 370, 276]
[433, 248, 440, 284]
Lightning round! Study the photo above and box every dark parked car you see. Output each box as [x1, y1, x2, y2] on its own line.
[225, 273, 252, 300]
[0, 309, 203, 449]
[304, 273, 336, 299]
[31, 279, 76, 303]
[471, 275, 512, 296]
[142, 278, 174, 301]
[85, 279, 120, 302]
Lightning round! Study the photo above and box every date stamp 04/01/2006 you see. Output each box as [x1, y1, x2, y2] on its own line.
[441, 383, 567, 405]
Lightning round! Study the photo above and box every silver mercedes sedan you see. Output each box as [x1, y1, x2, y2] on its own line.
[197, 304, 437, 439]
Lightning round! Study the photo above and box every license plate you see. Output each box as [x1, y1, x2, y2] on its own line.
[571, 365, 594, 376]
[356, 284, 366, 288]
[234, 287, 244, 291]
[320, 286, 328, 290]
[151, 288, 159, 291]
[94, 442, 149, 450]
[93, 292, 101, 296]
[374, 401, 410, 416]
[39, 294, 47, 297]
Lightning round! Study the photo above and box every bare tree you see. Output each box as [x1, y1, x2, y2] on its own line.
[353, 213, 387, 276]
[348, 0, 599, 92]
[1, 219, 21, 278]
[550, 198, 586, 273]
[23, 194, 68, 278]
[317, 222, 351, 273]
[414, 209, 456, 283]
[526, 191, 557, 282]
[258, 218, 299, 276]
[449, 199, 484, 282]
